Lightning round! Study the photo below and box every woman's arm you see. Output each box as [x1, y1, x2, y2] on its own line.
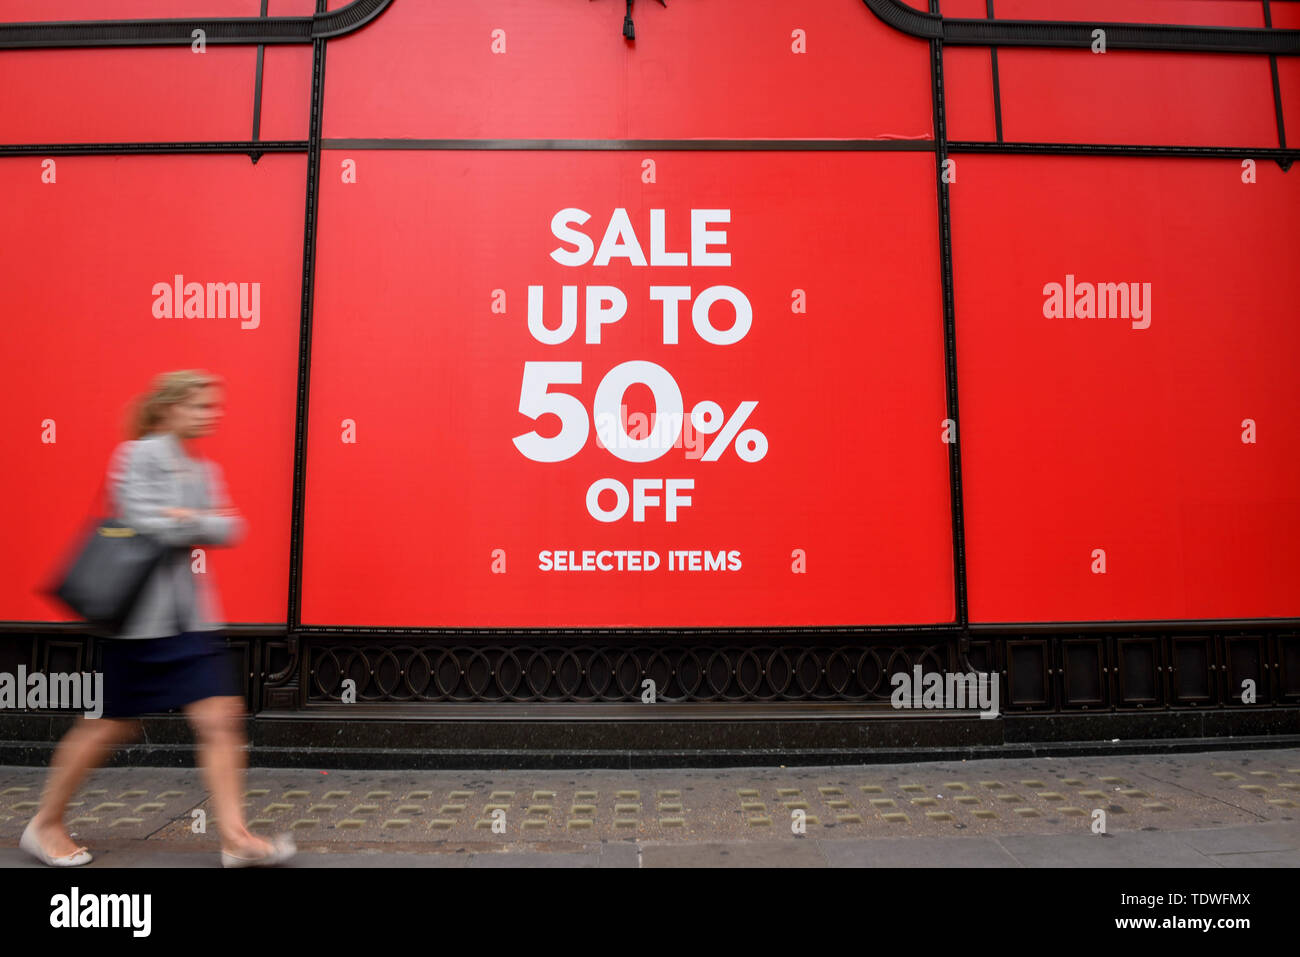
[108, 442, 244, 547]
[194, 460, 246, 547]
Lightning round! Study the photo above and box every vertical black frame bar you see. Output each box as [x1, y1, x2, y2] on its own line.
[287, 1, 328, 698]
[986, 0, 1004, 143]
[930, 2, 971, 655]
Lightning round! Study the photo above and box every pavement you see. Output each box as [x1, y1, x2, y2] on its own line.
[2, 747, 1299, 867]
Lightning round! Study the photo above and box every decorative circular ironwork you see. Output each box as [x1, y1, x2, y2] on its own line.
[300, 638, 973, 704]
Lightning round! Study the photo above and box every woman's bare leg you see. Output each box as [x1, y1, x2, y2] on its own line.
[183, 695, 272, 856]
[28, 716, 140, 856]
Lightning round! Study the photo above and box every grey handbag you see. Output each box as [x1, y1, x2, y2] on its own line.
[43, 472, 173, 636]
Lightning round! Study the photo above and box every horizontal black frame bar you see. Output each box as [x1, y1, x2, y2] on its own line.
[320, 137, 936, 151]
[3, 139, 1298, 161]
[949, 140, 1299, 160]
[0, 0, 390, 48]
[0, 141, 306, 157]
[865, 0, 1300, 54]
[3, 618, 1297, 637]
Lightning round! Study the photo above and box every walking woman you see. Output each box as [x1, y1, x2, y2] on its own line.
[21, 369, 295, 868]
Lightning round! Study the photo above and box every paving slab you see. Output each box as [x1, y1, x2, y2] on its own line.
[2, 747, 1296, 867]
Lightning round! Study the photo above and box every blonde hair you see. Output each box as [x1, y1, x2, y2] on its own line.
[124, 369, 225, 441]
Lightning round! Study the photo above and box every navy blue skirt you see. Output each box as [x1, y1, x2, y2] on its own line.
[99, 631, 241, 719]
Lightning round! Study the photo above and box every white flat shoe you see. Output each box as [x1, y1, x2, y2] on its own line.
[19, 820, 92, 867]
[221, 833, 296, 868]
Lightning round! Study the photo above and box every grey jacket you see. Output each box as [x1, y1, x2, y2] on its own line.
[106, 431, 246, 639]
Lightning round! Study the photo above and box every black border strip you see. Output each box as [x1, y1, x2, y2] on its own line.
[0, 0, 391, 48]
[866, 0, 1300, 54]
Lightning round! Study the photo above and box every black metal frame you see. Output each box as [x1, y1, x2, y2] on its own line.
[1, 0, 1296, 718]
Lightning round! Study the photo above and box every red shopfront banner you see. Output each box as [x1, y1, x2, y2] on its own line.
[303, 149, 955, 627]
